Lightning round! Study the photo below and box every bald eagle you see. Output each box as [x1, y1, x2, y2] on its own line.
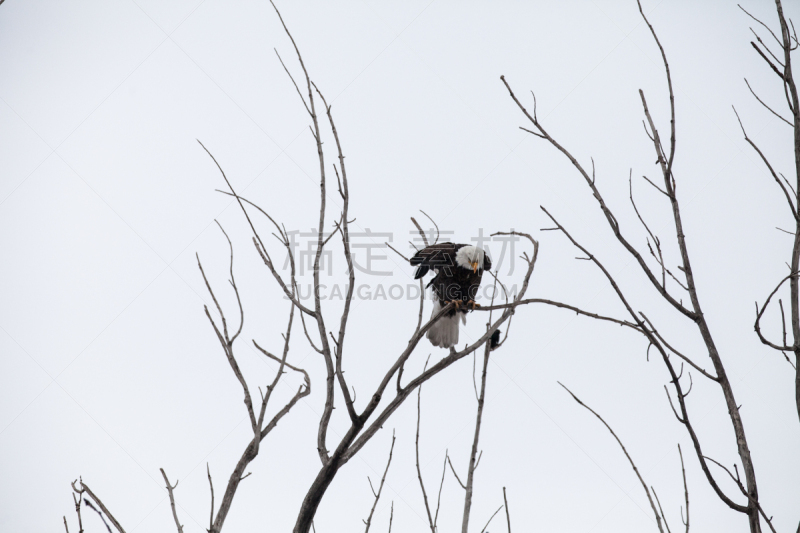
[410, 243, 491, 348]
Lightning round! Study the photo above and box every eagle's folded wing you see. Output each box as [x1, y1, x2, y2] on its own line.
[409, 242, 463, 279]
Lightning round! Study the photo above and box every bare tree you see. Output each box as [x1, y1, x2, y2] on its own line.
[63, 1, 795, 531]
[230, 4, 546, 532]
[500, 1, 794, 531]
[64, 0, 550, 528]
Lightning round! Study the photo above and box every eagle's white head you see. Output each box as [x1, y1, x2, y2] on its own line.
[455, 245, 486, 273]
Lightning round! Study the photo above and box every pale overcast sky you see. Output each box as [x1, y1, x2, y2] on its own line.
[1, 1, 799, 532]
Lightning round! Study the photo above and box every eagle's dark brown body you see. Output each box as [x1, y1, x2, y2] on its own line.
[427, 258, 484, 315]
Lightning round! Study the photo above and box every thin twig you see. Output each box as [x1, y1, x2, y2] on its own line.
[207, 463, 215, 530]
[503, 487, 511, 533]
[72, 480, 125, 533]
[415, 358, 436, 533]
[559, 383, 665, 533]
[755, 273, 797, 351]
[447, 454, 467, 490]
[363, 432, 396, 533]
[745, 78, 793, 125]
[733, 107, 798, 219]
[433, 454, 447, 531]
[159, 469, 183, 533]
[479, 505, 504, 533]
[679, 444, 689, 533]
[462, 339, 492, 532]
[83, 499, 112, 533]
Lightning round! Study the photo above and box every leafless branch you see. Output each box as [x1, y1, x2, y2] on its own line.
[501, 75, 695, 321]
[733, 107, 798, 219]
[200, 142, 315, 317]
[298, 307, 324, 354]
[363, 432, 396, 533]
[652, 488, 672, 533]
[197, 250, 258, 434]
[636, 0, 677, 180]
[640, 314, 718, 381]
[207, 464, 215, 531]
[753, 39, 786, 80]
[462, 338, 492, 533]
[411, 217, 430, 247]
[159, 469, 183, 533]
[72, 490, 84, 533]
[559, 382, 666, 533]
[704, 456, 777, 533]
[745, 78, 793, 125]
[679, 445, 689, 533]
[503, 487, 511, 533]
[630, 171, 668, 289]
[420, 210, 440, 244]
[386, 242, 409, 262]
[447, 454, 467, 490]
[642, 174, 669, 196]
[71, 480, 125, 533]
[314, 82, 359, 429]
[415, 358, 436, 533]
[740, 4, 784, 49]
[433, 454, 447, 531]
[83, 499, 112, 533]
[411, 218, 434, 336]
[755, 273, 797, 351]
[542, 204, 749, 514]
[479, 505, 504, 533]
[274, 48, 311, 116]
[473, 298, 640, 330]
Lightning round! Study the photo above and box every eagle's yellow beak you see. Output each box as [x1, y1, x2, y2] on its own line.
[471, 261, 479, 273]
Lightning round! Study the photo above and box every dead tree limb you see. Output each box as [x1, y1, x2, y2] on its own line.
[461, 312, 497, 532]
[415, 360, 436, 533]
[679, 444, 689, 533]
[503, 487, 511, 533]
[192, 217, 310, 533]
[71, 489, 84, 533]
[83, 499, 113, 533]
[479, 505, 504, 533]
[71, 479, 125, 533]
[559, 383, 666, 533]
[363, 432, 396, 533]
[159, 469, 183, 533]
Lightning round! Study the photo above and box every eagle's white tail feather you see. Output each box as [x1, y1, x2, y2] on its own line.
[427, 300, 461, 348]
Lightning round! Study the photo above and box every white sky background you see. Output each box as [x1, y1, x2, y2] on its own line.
[1, 0, 799, 531]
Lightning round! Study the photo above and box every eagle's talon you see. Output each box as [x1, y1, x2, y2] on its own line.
[467, 300, 480, 310]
